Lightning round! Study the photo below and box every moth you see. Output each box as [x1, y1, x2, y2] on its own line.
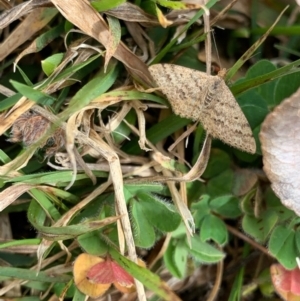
[149, 64, 256, 154]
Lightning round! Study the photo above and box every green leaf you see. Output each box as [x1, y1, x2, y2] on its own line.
[65, 60, 120, 116]
[231, 58, 300, 97]
[200, 215, 228, 246]
[269, 225, 298, 269]
[190, 236, 225, 263]
[274, 71, 300, 105]
[164, 239, 183, 278]
[228, 244, 250, 301]
[0, 239, 41, 250]
[10, 80, 56, 106]
[112, 109, 136, 144]
[14, 65, 33, 86]
[54, 282, 75, 299]
[192, 195, 210, 227]
[73, 288, 86, 301]
[41, 53, 64, 76]
[156, 0, 186, 9]
[124, 183, 166, 198]
[42, 54, 100, 89]
[264, 187, 294, 222]
[0, 93, 22, 112]
[237, 89, 269, 129]
[202, 149, 231, 179]
[30, 188, 61, 221]
[91, 0, 126, 12]
[109, 248, 181, 301]
[151, 0, 219, 63]
[295, 231, 300, 254]
[240, 189, 256, 215]
[206, 169, 234, 198]
[226, 7, 288, 80]
[77, 231, 109, 256]
[28, 200, 118, 240]
[242, 210, 278, 243]
[131, 201, 156, 248]
[173, 240, 188, 278]
[0, 267, 70, 283]
[209, 195, 242, 218]
[244, 60, 277, 107]
[34, 23, 65, 52]
[4, 170, 107, 186]
[136, 191, 181, 232]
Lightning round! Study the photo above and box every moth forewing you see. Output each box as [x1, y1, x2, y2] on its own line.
[149, 64, 256, 154]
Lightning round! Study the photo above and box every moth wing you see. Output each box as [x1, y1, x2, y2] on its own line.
[149, 64, 211, 121]
[149, 64, 256, 153]
[199, 79, 256, 153]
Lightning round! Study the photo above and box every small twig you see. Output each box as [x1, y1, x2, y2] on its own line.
[227, 224, 273, 258]
[206, 253, 224, 301]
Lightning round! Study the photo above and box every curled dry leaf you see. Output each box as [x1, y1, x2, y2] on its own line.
[260, 87, 300, 216]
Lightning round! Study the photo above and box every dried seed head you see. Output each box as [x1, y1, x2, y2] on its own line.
[149, 64, 256, 154]
[9, 111, 65, 157]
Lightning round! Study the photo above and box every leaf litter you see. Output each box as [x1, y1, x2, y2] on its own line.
[260, 87, 300, 217]
[0, 0, 297, 300]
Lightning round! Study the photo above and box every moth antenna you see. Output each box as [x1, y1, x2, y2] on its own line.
[212, 28, 222, 71]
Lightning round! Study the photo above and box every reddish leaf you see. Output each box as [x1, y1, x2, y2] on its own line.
[87, 256, 134, 286]
[73, 253, 111, 298]
[271, 264, 300, 301]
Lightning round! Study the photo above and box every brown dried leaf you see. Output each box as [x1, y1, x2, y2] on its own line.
[125, 22, 154, 62]
[106, 2, 158, 26]
[0, 184, 38, 211]
[260, 87, 300, 216]
[0, 7, 57, 61]
[0, 0, 52, 29]
[50, 0, 153, 87]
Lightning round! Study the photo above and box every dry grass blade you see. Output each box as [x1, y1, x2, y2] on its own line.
[226, 5, 289, 80]
[0, 184, 37, 211]
[0, 7, 57, 61]
[0, 0, 52, 29]
[31, 105, 146, 301]
[106, 2, 159, 26]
